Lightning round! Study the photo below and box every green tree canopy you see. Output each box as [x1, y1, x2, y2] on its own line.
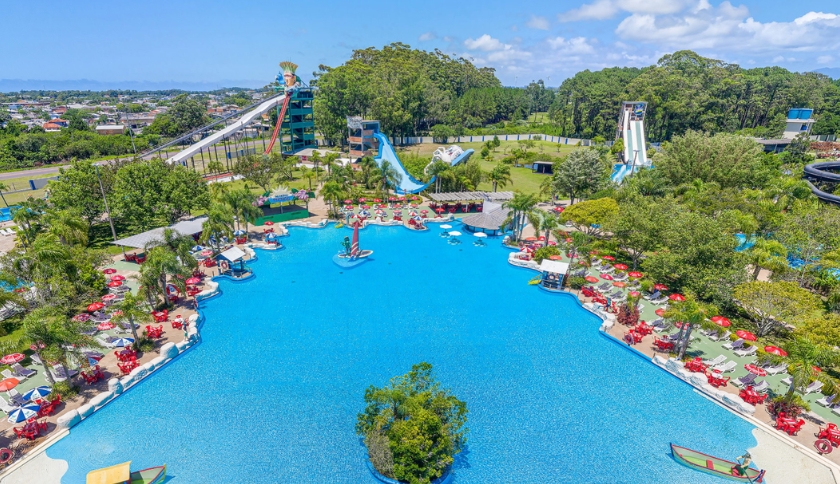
[732, 281, 823, 337]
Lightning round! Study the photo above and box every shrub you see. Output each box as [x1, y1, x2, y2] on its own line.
[767, 394, 810, 417]
[134, 336, 156, 353]
[568, 276, 585, 290]
[640, 279, 654, 294]
[49, 380, 77, 400]
[533, 246, 560, 264]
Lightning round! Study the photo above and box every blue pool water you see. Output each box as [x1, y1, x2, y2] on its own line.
[47, 224, 757, 483]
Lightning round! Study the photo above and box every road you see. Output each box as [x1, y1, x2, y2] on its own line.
[0, 165, 64, 180]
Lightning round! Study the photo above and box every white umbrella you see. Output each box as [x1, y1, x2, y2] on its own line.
[440, 224, 452, 229]
[8, 403, 40, 423]
[112, 338, 135, 347]
[448, 231, 462, 236]
[473, 232, 488, 238]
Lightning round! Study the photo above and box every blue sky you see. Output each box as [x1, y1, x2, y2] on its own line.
[3, 0, 840, 88]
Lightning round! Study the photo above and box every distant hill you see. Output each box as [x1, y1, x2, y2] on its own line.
[0, 78, 265, 93]
[815, 68, 840, 79]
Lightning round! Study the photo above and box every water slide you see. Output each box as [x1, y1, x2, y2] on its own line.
[167, 94, 287, 165]
[423, 145, 474, 174]
[803, 161, 840, 205]
[622, 114, 647, 167]
[372, 132, 433, 194]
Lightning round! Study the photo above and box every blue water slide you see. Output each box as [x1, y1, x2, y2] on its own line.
[449, 149, 475, 167]
[373, 132, 434, 194]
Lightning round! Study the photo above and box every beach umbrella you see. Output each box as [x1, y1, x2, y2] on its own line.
[420, 209, 428, 213]
[549, 255, 562, 260]
[764, 346, 787, 357]
[524, 236, 538, 242]
[7, 403, 40, 424]
[399, 196, 406, 201]
[107, 281, 122, 288]
[110, 275, 125, 282]
[389, 197, 397, 201]
[373, 198, 381, 203]
[191, 245, 203, 252]
[654, 283, 669, 291]
[186, 277, 201, 285]
[435, 207, 445, 214]
[111, 310, 123, 317]
[200, 249, 214, 257]
[87, 302, 105, 312]
[735, 330, 757, 341]
[600, 273, 614, 280]
[101, 294, 117, 303]
[584, 276, 599, 283]
[613, 281, 626, 288]
[359, 198, 366, 203]
[628, 271, 643, 278]
[0, 378, 19, 392]
[629, 291, 641, 297]
[655, 308, 666, 316]
[474, 233, 487, 238]
[440, 224, 452, 229]
[601, 255, 615, 261]
[553, 206, 565, 213]
[0, 353, 23, 365]
[589, 251, 599, 255]
[744, 364, 766, 376]
[710, 316, 731, 327]
[112, 338, 135, 348]
[448, 231, 462, 236]
[668, 293, 686, 302]
[538, 236, 545, 241]
[814, 366, 823, 373]
[233, 230, 246, 236]
[97, 321, 115, 331]
[22, 386, 51, 402]
[344, 199, 352, 204]
[264, 221, 274, 226]
[613, 263, 628, 271]
[102, 268, 117, 275]
[72, 313, 91, 322]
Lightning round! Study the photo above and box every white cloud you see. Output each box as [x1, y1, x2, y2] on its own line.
[818, 55, 834, 64]
[559, 0, 693, 22]
[526, 15, 550, 30]
[547, 36, 596, 54]
[418, 32, 436, 41]
[464, 34, 507, 51]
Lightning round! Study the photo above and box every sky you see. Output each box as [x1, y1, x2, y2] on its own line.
[2, 0, 840, 90]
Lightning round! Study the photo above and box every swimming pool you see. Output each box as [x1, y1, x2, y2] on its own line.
[47, 223, 757, 483]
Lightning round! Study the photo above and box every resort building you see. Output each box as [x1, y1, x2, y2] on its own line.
[347, 118, 380, 159]
[460, 200, 511, 235]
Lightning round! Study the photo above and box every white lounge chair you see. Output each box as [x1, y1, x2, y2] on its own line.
[713, 361, 737, 373]
[764, 363, 787, 375]
[781, 376, 793, 386]
[48, 364, 78, 382]
[818, 394, 838, 407]
[650, 296, 668, 305]
[1, 369, 23, 381]
[806, 381, 824, 395]
[7, 389, 25, 406]
[752, 380, 768, 393]
[30, 354, 44, 366]
[11, 363, 35, 379]
[734, 345, 757, 357]
[0, 396, 17, 413]
[708, 330, 730, 342]
[702, 355, 726, 366]
[96, 336, 116, 348]
[732, 373, 757, 387]
[723, 339, 744, 350]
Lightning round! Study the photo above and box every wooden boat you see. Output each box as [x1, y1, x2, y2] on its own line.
[671, 444, 764, 482]
[86, 461, 166, 484]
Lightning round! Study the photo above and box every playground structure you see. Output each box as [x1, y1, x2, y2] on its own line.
[611, 101, 651, 184]
[164, 61, 314, 167]
[424, 145, 474, 174]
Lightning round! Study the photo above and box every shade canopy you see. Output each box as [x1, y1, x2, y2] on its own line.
[428, 191, 514, 202]
[218, 247, 247, 262]
[112, 217, 207, 249]
[736, 330, 757, 341]
[539, 260, 569, 275]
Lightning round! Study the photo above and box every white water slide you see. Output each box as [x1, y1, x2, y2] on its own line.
[622, 112, 647, 167]
[167, 94, 287, 165]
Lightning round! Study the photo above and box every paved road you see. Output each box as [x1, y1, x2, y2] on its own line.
[0, 165, 64, 180]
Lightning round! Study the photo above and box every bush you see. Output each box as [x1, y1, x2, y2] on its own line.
[568, 276, 585, 290]
[639, 279, 654, 294]
[134, 336, 156, 353]
[767, 394, 810, 417]
[49, 380, 77, 400]
[533, 246, 560, 263]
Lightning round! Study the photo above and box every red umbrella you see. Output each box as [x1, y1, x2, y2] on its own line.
[87, 302, 105, 312]
[628, 271, 643, 278]
[601, 255, 615, 261]
[200, 249, 214, 257]
[584, 275, 599, 283]
[73, 313, 91, 322]
[186, 277, 201, 285]
[524, 236, 538, 242]
[435, 208, 445, 213]
[600, 273, 614, 280]
[655, 308, 666, 316]
[264, 221, 274, 226]
[710, 316, 731, 327]
[629, 291, 641, 297]
[549, 255, 562, 260]
[0, 378, 18, 392]
[399, 196, 406, 201]
[359, 198, 366, 202]
[654, 283, 669, 291]
[102, 268, 117, 275]
[613, 263, 628, 271]
[107, 281, 122, 288]
[764, 346, 788, 357]
[589, 251, 599, 255]
[0, 353, 24, 365]
[420, 210, 428, 213]
[814, 366, 823, 373]
[343, 199, 352, 204]
[548, 241, 557, 246]
[101, 293, 117, 302]
[110, 275, 125, 282]
[97, 322, 115, 331]
[553, 206, 565, 213]
[668, 293, 686, 302]
[613, 281, 626, 288]
[744, 364, 767, 376]
[373, 199, 381, 203]
[736, 330, 757, 341]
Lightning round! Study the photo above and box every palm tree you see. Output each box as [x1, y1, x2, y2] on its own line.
[487, 165, 512, 192]
[22, 307, 101, 386]
[221, 189, 262, 233]
[320, 181, 344, 219]
[426, 161, 450, 194]
[377, 160, 402, 194]
[300, 166, 315, 190]
[746, 239, 788, 280]
[528, 210, 560, 247]
[323, 152, 340, 178]
[664, 298, 711, 359]
[503, 192, 539, 241]
[0, 182, 9, 208]
[566, 231, 591, 264]
[310, 150, 322, 185]
[140, 246, 189, 308]
[112, 291, 152, 343]
[44, 209, 88, 246]
[780, 337, 840, 401]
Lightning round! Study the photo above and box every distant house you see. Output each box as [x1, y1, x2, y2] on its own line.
[51, 106, 67, 116]
[43, 122, 62, 132]
[49, 119, 69, 128]
[96, 124, 125, 135]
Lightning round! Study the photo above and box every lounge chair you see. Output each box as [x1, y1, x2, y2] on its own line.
[597, 283, 611, 292]
[732, 373, 757, 387]
[818, 394, 838, 407]
[30, 354, 44, 366]
[752, 380, 768, 393]
[613, 272, 628, 281]
[48, 364, 78, 382]
[1, 369, 23, 381]
[7, 389, 26, 406]
[712, 361, 737, 373]
[702, 355, 726, 366]
[708, 330, 730, 342]
[96, 336, 116, 348]
[734, 345, 757, 357]
[723, 338, 744, 350]
[11, 363, 35, 379]
[806, 381, 824, 395]
[651, 319, 669, 332]
[764, 363, 787, 375]
[650, 296, 668, 305]
[601, 266, 615, 274]
[0, 396, 17, 413]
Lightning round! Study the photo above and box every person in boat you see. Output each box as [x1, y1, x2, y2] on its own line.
[731, 451, 751, 477]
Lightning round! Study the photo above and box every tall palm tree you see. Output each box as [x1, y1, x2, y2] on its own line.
[310, 150, 322, 185]
[22, 307, 101, 385]
[44, 209, 88, 247]
[0, 182, 8, 207]
[664, 298, 711, 359]
[746, 239, 788, 280]
[426, 161, 450, 194]
[112, 291, 152, 343]
[503, 192, 539, 241]
[221, 189, 262, 233]
[487, 165, 512, 192]
[201, 204, 235, 253]
[528, 210, 560, 247]
[377, 160, 402, 194]
[140, 247, 188, 308]
[780, 337, 840, 401]
[320, 181, 345, 219]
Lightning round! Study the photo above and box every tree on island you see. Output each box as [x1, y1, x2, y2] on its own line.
[357, 362, 468, 484]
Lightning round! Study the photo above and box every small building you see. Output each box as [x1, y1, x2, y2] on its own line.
[216, 246, 251, 278]
[539, 259, 569, 291]
[347, 118, 380, 159]
[95, 124, 125, 135]
[460, 201, 511, 235]
[531, 161, 553, 174]
[49, 119, 68, 128]
[783, 108, 815, 140]
[42, 122, 62, 132]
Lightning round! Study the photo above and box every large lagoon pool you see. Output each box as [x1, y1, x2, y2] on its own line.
[47, 223, 757, 483]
